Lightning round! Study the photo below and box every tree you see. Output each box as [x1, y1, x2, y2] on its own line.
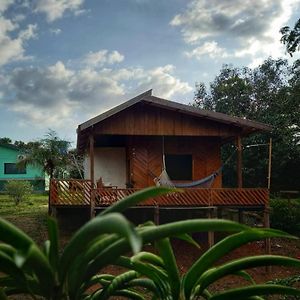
[0, 137, 12, 145]
[194, 58, 300, 191]
[280, 18, 300, 56]
[19, 130, 70, 179]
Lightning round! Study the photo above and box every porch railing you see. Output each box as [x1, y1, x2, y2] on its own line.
[93, 187, 269, 207]
[50, 179, 269, 207]
[50, 179, 92, 206]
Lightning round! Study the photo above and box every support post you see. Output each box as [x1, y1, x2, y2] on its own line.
[208, 207, 216, 248]
[89, 134, 95, 186]
[154, 204, 160, 225]
[267, 138, 272, 190]
[238, 209, 244, 224]
[89, 133, 95, 219]
[264, 206, 271, 272]
[236, 135, 243, 188]
[90, 189, 95, 219]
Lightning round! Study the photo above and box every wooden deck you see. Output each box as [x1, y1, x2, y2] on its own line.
[50, 179, 269, 208]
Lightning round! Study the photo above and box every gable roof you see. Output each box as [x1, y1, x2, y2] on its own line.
[77, 90, 271, 150]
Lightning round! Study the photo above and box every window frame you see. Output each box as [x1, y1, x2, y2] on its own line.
[4, 163, 26, 175]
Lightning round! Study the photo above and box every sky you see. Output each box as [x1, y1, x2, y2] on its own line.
[0, 0, 299, 146]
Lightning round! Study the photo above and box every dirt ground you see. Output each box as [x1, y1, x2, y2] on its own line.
[2, 213, 300, 299]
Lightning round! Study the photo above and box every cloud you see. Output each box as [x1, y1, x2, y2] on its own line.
[134, 65, 193, 98]
[185, 41, 229, 60]
[83, 50, 124, 68]
[49, 28, 62, 35]
[0, 9, 37, 66]
[34, 0, 86, 22]
[171, 0, 300, 64]
[0, 59, 192, 129]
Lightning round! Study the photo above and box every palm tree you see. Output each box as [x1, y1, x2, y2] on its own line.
[18, 130, 70, 214]
[19, 130, 70, 179]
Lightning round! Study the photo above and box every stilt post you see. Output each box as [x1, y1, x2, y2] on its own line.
[89, 133, 95, 219]
[236, 135, 243, 188]
[208, 207, 217, 248]
[264, 206, 271, 272]
[154, 203, 160, 225]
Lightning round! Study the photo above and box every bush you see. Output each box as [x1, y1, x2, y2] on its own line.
[270, 198, 300, 235]
[4, 180, 33, 205]
[0, 187, 300, 299]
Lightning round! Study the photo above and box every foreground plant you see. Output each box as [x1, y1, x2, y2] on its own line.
[0, 187, 299, 299]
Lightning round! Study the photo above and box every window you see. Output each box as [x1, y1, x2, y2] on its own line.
[165, 154, 192, 180]
[4, 163, 26, 174]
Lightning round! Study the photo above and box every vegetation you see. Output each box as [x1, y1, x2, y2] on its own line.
[1, 131, 84, 180]
[4, 180, 33, 205]
[0, 193, 47, 217]
[0, 187, 300, 299]
[280, 18, 300, 56]
[193, 58, 300, 191]
[17, 130, 71, 179]
[270, 198, 300, 236]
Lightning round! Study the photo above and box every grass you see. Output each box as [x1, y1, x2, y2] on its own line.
[0, 193, 48, 245]
[0, 193, 48, 216]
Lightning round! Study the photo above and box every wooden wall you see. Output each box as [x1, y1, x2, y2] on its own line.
[94, 103, 241, 138]
[127, 136, 222, 189]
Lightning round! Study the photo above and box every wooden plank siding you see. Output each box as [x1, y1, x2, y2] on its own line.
[93, 104, 242, 137]
[126, 136, 222, 189]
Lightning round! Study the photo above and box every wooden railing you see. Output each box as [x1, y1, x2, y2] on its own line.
[93, 187, 269, 207]
[50, 179, 269, 207]
[50, 179, 93, 206]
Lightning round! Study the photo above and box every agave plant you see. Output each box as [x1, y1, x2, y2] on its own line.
[0, 186, 299, 299]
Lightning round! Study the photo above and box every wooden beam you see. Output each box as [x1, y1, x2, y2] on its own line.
[89, 133, 95, 186]
[264, 206, 271, 272]
[267, 138, 272, 190]
[154, 205, 160, 225]
[208, 207, 217, 248]
[236, 135, 243, 188]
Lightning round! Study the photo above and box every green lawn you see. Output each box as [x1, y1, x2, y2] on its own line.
[0, 193, 48, 245]
[0, 193, 48, 216]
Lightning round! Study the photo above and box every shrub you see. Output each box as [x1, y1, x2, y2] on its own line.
[4, 180, 33, 205]
[270, 198, 300, 235]
[0, 187, 299, 299]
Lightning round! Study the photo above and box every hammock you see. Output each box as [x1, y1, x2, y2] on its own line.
[154, 167, 221, 188]
[154, 137, 235, 188]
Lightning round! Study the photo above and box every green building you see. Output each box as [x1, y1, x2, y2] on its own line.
[0, 144, 46, 192]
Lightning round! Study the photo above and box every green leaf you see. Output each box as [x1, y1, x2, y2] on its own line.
[183, 228, 295, 299]
[59, 213, 142, 294]
[95, 270, 139, 299]
[117, 256, 170, 299]
[83, 219, 248, 284]
[155, 238, 180, 300]
[47, 217, 59, 273]
[197, 255, 300, 295]
[99, 186, 175, 216]
[0, 218, 34, 251]
[210, 284, 300, 299]
[175, 233, 201, 249]
[23, 244, 55, 297]
[67, 234, 120, 298]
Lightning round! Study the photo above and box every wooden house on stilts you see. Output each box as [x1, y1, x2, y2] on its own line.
[50, 90, 272, 233]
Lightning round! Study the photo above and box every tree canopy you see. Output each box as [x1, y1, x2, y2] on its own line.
[18, 130, 71, 179]
[280, 18, 300, 56]
[193, 58, 300, 192]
